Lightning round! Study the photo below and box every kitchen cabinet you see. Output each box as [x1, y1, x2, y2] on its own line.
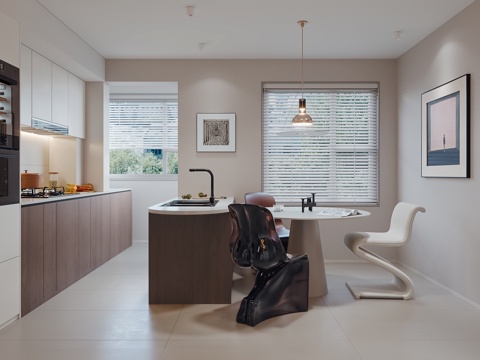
[56, 197, 91, 290]
[110, 191, 133, 256]
[0, 204, 20, 264]
[20, 45, 32, 126]
[21, 203, 57, 316]
[68, 73, 85, 138]
[0, 204, 20, 328]
[21, 205, 46, 315]
[20, 48, 85, 137]
[0, 10, 20, 67]
[0, 258, 20, 328]
[52, 63, 69, 127]
[31, 51, 52, 122]
[0, 10, 20, 331]
[21, 191, 132, 315]
[91, 195, 110, 268]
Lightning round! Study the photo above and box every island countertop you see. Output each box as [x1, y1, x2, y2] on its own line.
[148, 196, 234, 215]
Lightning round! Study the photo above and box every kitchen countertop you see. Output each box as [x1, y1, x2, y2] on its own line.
[148, 197, 234, 215]
[21, 188, 131, 207]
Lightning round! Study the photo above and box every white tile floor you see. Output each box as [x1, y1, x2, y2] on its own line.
[1, 241, 480, 360]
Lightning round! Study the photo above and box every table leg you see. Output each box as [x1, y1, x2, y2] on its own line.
[287, 219, 328, 297]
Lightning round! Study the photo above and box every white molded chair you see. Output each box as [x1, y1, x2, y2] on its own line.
[344, 202, 426, 300]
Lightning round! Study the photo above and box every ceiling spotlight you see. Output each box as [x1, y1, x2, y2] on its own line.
[186, 5, 194, 17]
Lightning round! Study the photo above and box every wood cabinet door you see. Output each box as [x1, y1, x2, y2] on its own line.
[90, 195, 110, 268]
[56, 198, 91, 289]
[21, 206, 44, 315]
[43, 203, 57, 300]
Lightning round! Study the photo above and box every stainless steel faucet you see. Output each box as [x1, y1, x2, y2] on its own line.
[189, 168, 215, 205]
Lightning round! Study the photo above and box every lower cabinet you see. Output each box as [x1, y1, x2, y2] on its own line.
[21, 191, 132, 316]
[0, 258, 20, 328]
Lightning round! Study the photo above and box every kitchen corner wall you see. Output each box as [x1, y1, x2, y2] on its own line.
[106, 58, 398, 260]
[398, 1, 480, 306]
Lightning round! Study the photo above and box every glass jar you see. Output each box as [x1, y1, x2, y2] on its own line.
[49, 172, 59, 189]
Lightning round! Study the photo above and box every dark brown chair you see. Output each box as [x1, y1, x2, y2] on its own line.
[244, 192, 290, 251]
[228, 203, 309, 326]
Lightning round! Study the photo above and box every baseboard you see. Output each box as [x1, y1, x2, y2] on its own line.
[398, 261, 480, 311]
[325, 259, 480, 310]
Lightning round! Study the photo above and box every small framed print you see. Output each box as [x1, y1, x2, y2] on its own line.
[421, 74, 470, 178]
[196, 113, 236, 152]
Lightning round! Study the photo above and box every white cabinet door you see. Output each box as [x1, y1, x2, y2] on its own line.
[32, 52, 52, 122]
[20, 45, 32, 126]
[0, 204, 20, 263]
[0, 10, 20, 67]
[0, 258, 20, 329]
[68, 73, 85, 138]
[52, 63, 69, 127]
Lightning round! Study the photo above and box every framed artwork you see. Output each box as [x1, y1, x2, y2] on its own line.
[421, 74, 470, 178]
[196, 113, 236, 152]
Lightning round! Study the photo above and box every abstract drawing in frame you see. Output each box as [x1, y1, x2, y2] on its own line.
[196, 113, 236, 152]
[421, 74, 470, 178]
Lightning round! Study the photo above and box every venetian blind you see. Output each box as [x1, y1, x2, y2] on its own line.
[109, 100, 178, 150]
[262, 84, 379, 205]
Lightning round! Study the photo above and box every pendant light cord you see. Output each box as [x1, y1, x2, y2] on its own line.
[298, 20, 308, 99]
[301, 21, 304, 99]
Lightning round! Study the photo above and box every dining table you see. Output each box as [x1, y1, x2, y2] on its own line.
[270, 206, 370, 297]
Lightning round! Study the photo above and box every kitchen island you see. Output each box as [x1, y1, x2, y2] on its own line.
[148, 197, 234, 304]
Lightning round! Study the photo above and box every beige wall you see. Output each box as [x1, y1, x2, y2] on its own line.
[106, 59, 398, 260]
[398, 1, 480, 305]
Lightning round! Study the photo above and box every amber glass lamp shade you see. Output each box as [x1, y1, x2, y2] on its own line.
[292, 98, 313, 126]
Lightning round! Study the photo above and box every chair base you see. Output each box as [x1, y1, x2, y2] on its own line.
[237, 254, 309, 326]
[345, 279, 413, 300]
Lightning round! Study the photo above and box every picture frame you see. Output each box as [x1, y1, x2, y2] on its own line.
[421, 74, 470, 178]
[196, 113, 236, 152]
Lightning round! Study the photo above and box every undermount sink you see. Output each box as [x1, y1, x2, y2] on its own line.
[163, 199, 219, 207]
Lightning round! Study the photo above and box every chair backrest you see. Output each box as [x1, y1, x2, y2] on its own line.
[228, 203, 289, 270]
[244, 192, 276, 207]
[245, 192, 286, 228]
[388, 202, 426, 245]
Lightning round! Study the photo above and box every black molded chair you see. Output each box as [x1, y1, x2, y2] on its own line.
[244, 192, 290, 251]
[228, 203, 309, 326]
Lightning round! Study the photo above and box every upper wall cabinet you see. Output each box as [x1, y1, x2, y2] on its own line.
[0, 10, 20, 67]
[68, 73, 86, 139]
[52, 63, 69, 127]
[20, 46, 86, 138]
[31, 52, 52, 123]
[20, 45, 32, 126]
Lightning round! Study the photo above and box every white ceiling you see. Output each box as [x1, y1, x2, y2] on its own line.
[37, 0, 475, 60]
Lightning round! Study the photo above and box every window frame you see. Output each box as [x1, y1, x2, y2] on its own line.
[109, 94, 178, 181]
[261, 82, 380, 206]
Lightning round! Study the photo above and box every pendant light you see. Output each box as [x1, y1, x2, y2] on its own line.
[292, 20, 313, 126]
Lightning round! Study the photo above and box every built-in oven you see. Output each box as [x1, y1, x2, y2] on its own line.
[0, 58, 20, 151]
[0, 58, 20, 206]
[0, 149, 19, 205]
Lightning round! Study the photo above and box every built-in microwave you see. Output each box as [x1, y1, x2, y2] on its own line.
[0, 58, 19, 151]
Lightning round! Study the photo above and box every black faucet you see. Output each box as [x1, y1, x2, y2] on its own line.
[301, 193, 317, 212]
[189, 168, 215, 205]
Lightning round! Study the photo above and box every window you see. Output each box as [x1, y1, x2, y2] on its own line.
[109, 99, 178, 177]
[262, 83, 379, 205]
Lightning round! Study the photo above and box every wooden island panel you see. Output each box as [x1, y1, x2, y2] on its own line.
[149, 212, 233, 304]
